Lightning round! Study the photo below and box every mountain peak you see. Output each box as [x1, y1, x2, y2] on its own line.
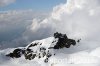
[6, 32, 77, 63]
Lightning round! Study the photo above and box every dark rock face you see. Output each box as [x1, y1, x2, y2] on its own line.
[44, 58, 49, 63]
[24, 53, 36, 60]
[27, 43, 38, 49]
[6, 48, 24, 58]
[53, 32, 76, 49]
[24, 48, 35, 60]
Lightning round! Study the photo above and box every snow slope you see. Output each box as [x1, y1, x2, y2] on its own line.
[0, 36, 100, 66]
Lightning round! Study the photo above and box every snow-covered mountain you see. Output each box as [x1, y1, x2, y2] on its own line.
[1, 0, 100, 66]
[0, 32, 100, 66]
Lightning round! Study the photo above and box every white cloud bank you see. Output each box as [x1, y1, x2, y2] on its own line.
[23, 0, 100, 51]
[0, 0, 16, 7]
[31, 0, 100, 38]
[1, 0, 100, 52]
[0, 10, 48, 49]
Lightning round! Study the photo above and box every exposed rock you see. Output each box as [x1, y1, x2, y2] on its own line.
[6, 53, 14, 58]
[40, 47, 46, 52]
[44, 58, 49, 63]
[24, 53, 36, 60]
[46, 52, 52, 58]
[24, 48, 35, 60]
[53, 32, 76, 49]
[27, 43, 38, 49]
[77, 39, 81, 43]
[6, 48, 24, 58]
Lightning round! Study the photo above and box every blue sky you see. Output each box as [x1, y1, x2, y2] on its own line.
[0, 0, 66, 11]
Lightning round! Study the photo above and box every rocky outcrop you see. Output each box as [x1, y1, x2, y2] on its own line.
[52, 32, 76, 49]
[6, 32, 77, 63]
[6, 48, 25, 58]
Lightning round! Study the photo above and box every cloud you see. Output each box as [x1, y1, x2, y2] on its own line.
[0, 0, 16, 7]
[1, 0, 100, 51]
[22, 0, 100, 51]
[0, 10, 48, 49]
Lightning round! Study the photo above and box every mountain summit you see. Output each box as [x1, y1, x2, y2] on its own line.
[0, 32, 100, 66]
[6, 32, 76, 63]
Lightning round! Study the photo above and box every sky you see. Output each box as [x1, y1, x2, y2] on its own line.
[0, 0, 66, 11]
